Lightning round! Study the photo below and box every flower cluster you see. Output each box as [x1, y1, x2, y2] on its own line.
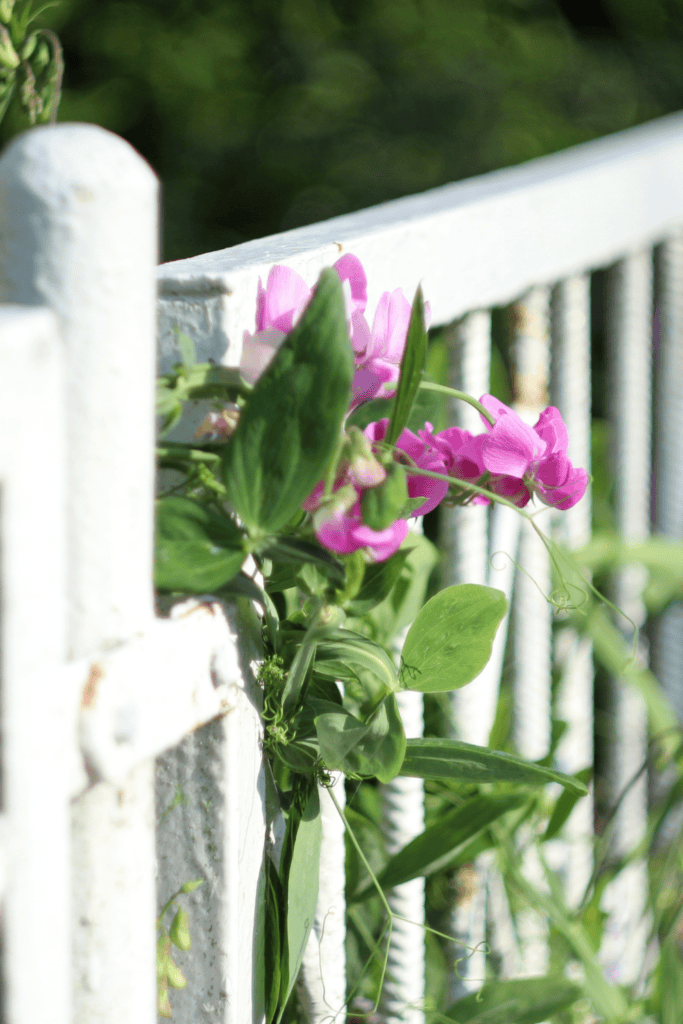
[240, 253, 423, 407]
[242, 256, 588, 562]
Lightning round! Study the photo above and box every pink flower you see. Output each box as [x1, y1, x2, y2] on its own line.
[240, 255, 369, 385]
[351, 290, 414, 407]
[302, 478, 408, 561]
[418, 425, 490, 506]
[364, 419, 449, 515]
[478, 396, 588, 510]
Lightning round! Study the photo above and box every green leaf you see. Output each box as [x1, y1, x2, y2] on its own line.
[223, 269, 354, 535]
[399, 584, 507, 692]
[314, 630, 400, 706]
[169, 907, 191, 951]
[400, 739, 589, 792]
[175, 328, 196, 369]
[279, 790, 322, 1017]
[443, 977, 582, 1024]
[264, 857, 283, 1024]
[155, 498, 246, 590]
[373, 793, 527, 892]
[314, 692, 406, 782]
[543, 767, 592, 840]
[385, 286, 428, 446]
[261, 537, 345, 585]
[179, 878, 204, 895]
[343, 548, 411, 617]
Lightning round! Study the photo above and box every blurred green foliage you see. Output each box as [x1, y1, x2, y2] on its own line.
[36, 0, 683, 262]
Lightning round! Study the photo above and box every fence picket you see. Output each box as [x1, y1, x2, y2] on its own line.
[601, 250, 653, 986]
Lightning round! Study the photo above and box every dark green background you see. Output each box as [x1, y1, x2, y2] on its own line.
[42, 0, 683, 263]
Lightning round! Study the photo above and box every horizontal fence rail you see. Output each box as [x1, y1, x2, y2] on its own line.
[0, 108, 681, 1024]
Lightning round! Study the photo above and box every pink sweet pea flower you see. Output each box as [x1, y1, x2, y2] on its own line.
[350, 291, 431, 408]
[479, 396, 588, 510]
[303, 478, 408, 561]
[364, 419, 448, 515]
[240, 254, 370, 385]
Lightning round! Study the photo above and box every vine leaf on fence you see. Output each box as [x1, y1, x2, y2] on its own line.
[223, 268, 354, 537]
[385, 285, 428, 446]
[278, 788, 322, 1022]
[358, 792, 528, 896]
[400, 738, 589, 792]
[398, 584, 507, 692]
[443, 976, 583, 1024]
[154, 495, 246, 592]
[314, 629, 400, 702]
[313, 692, 406, 782]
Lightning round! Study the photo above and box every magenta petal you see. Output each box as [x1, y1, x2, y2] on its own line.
[302, 480, 326, 512]
[537, 465, 588, 510]
[370, 289, 411, 362]
[351, 311, 371, 355]
[423, 426, 473, 470]
[534, 407, 569, 456]
[334, 254, 367, 315]
[489, 475, 531, 507]
[316, 512, 364, 554]
[352, 519, 409, 561]
[482, 414, 546, 478]
[479, 394, 516, 430]
[407, 471, 448, 515]
[352, 368, 383, 407]
[535, 452, 570, 489]
[263, 265, 311, 333]
[364, 418, 390, 444]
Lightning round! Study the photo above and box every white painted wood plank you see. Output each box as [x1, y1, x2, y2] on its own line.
[600, 250, 652, 985]
[0, 124, 159, 1024]
[158, 113, 683, 371]
[154, 598, 267, 1024]
[653, 232, 683, 722]
[550, 274, 595, 909]
[0, 306, 72, 1024]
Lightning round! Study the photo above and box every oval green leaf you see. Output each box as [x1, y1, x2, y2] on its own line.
[444, 977, 582, 1024]
[399, 584, 507, 692]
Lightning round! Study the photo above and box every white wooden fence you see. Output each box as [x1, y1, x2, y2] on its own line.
[0, 109, 681, 1022]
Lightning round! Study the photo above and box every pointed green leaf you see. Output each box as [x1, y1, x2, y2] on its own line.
[155, 496, 246, 592]
[444, 977, 582, 1024]
[223, 269, 354, 535]
[280, 790, 322, 1015]
[400, 739, 589, 792]
[386, 286, 428, 446]
[399, 584, 507, 692]
[314, 692, 406, 782]
[343, 548, 411, 617]
[374, 793, 527, 891]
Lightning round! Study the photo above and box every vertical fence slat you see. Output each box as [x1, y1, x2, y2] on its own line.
[511, 287, 553, 981]
[653, 231, 683, 722]
[601, 250, 652, 985]
[550, 273, 595, 909]
[440, 311, 493, 1002]
[0, 124, 159, 1023]
[0, 306, 72, 1024]
[379, 517, 425, 1024]
[298, 776, 347, 1023]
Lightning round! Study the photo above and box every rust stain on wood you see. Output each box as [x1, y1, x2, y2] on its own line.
[82, 662, 104, 709]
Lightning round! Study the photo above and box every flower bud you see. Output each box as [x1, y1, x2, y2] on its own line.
[346, 425, 386, 488]
[169, 907, 192, 951]
[360, 462, 408, 531]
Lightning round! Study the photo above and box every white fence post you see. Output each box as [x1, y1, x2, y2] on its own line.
[0, 306, 72, 1024]
[653, 232, 683, 723]
[601, 250, 652, 985]
[511, 287, 553, 982]
[0, 124, 159, 1023]
[550, 273, 594, 910]
[441, 311, 493, 1002]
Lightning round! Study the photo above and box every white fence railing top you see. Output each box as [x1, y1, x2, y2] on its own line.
[158, 111, 683, 348]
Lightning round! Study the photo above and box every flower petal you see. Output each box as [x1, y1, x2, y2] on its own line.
[370, 289, 411, 362]
[262, 265, 311, 333]
[536, 464, 588, 510]
[482, 413, 546, 478]
[334, 254, 367, 315]
[479, 394, 516, 430]
[534, 406, 569, 456]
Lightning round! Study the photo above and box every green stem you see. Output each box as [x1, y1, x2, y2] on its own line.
[418, 381, 496, 426]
